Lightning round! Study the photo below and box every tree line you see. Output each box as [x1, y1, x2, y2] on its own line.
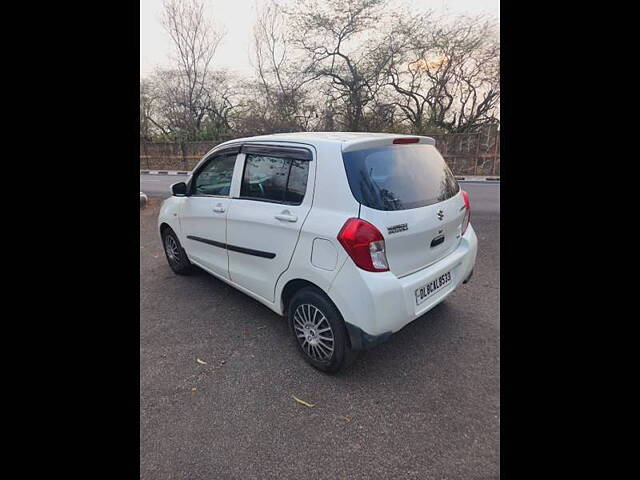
[140, 0, 500, 142]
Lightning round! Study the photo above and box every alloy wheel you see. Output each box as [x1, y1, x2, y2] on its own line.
[164, 235, 181, 263]
[293, 304, 335, 361]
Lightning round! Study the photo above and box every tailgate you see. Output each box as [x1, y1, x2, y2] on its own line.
[360, 192, 466, 277]
[341, 139, 464, 278]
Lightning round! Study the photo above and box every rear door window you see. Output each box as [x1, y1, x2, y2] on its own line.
[342, 144, 459, 210]
[240, 154, 310, 205]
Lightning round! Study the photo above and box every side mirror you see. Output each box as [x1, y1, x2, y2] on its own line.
[171, 182, 187, 196]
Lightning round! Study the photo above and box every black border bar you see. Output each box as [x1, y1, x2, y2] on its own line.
[186, 235, 276, 259]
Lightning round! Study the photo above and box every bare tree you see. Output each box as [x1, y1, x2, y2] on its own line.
[139, 1, 499, 141]
[386, 15, 500, 133]
[252, 0, 318, 132]
[383, 13, 437, 133]
[160, 0, 225, 139]
[140, 76, 174, 139]
[140, 79, 156, 140]
[202, 70, 239, 137]
[446, 19, 500, 132]
[141, 67, 238, 141]
[288, 0, 397, 131]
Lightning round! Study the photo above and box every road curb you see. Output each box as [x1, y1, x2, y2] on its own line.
[140, 192, 148, 209]
[455, 176, 500, 182]
[141, 170, 189, 175]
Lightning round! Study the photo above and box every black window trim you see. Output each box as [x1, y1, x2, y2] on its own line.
[240, 143, 312, 161]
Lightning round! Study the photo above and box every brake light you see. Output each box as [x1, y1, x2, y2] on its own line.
[393, 137, 420, 144]
[337, 218, 389, 272]
[461, 190, 471, 235]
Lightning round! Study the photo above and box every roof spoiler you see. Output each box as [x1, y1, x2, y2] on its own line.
[342, 135, 435, 153]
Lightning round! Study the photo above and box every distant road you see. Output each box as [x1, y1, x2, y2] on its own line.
[460, 181, 500, 214]
[140, 173, 499, 213]
[140, 174, 189, 197]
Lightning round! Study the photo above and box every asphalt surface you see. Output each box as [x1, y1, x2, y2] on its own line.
[141, 174, 189, 197]
[140, 184, 499, 479]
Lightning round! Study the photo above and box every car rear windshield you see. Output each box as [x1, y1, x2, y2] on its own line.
[342, 144, 460, 211]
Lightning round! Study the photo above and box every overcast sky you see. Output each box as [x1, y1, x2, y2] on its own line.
[140, 0, 499, 78]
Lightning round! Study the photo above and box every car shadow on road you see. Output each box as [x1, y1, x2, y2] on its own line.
[341, 301, 466, 375]
[181, 263, 466, 380]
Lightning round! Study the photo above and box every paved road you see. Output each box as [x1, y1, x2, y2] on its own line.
[140, 186, 499, 479]
[140, 173, 189, 197]
[462, 182, 500, 214]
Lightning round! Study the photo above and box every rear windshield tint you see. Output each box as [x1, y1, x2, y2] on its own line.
[342, 144, 459, 211]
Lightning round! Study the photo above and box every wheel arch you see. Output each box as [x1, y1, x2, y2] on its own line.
[280, 279, 322, 316]
[159, 222, 172, 237]
[280, 277, 358, 352]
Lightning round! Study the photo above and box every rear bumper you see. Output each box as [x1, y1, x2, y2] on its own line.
[344, 323, 394, 351]
[463, 268, 474, 284]
[329, 224, 478, 350]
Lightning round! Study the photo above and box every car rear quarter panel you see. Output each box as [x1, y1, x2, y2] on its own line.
[273, 142, 360, 314]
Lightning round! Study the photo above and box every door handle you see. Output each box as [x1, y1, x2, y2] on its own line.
[213, 204, 225, 213]
[275, 211, 298, 222]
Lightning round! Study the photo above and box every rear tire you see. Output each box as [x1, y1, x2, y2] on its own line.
[288, 287, 357, 373]
[162, 227, 194, 275]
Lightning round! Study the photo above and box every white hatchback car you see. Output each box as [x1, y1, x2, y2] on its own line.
[158, 132, 477, 372]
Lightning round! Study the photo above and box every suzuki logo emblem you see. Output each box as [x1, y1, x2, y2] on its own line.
[437, 210, 444, 220]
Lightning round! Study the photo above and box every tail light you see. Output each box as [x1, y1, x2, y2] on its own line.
[461, 190, 471, 235]
[337, 218, 389, 272]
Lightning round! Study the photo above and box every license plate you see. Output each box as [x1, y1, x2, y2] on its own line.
[415, 271, 452, 305]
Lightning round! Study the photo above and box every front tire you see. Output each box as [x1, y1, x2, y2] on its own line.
[162, 227, 193, 275]
[288, 287, 357, 373]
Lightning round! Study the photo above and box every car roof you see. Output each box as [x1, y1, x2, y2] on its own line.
[217, 132, 435, 153]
